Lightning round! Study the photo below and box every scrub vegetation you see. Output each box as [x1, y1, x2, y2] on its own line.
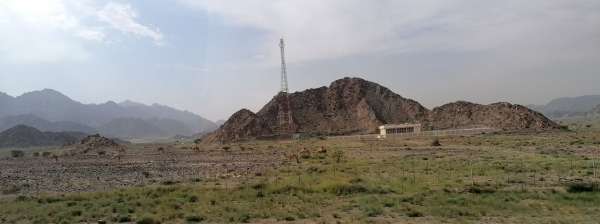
[1, 128, 600, 223]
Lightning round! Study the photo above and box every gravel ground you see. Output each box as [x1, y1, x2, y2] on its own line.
[0, 144, 285, 195]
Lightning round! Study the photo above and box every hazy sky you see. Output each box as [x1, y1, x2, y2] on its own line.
[1, 0, 599, 121]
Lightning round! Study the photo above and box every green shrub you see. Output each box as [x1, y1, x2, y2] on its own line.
[324, 183, 368, 196]
[137, 217, 159, 224]
[407, 210, 424, 217]
[363, 206, 383, 217]
[431, 138, 441, 147]
[467, 185, 497, 194]
[10, 150, 24, 158]
[271, 185, 313, 194]
[333, 150, 345, 163]
[567, 182, 598, 193]
[237, 213, 251, 223]
[188, 195, 199, 203]
[117, 216, 131, 223]
[185, 215, 204, 222]
[71, 210, 82, 216]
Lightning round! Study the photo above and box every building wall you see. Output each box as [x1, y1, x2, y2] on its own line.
[379, 123, 422, 137]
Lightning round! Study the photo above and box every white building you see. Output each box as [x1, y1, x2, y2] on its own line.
[379, 123, 422, 138]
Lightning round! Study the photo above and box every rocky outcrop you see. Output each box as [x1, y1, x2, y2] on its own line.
[70, 134, 126, 155]
[204, 77, 559, 143]
[79, 134, 120, 149]
[428, 101, 560, 130]
[201, 109, 271, 143]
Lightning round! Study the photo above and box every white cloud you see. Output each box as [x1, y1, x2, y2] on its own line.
[180, 0, 600, 64]
[76, 29, 106, 42]
[0, 0, 164, 63]
[0, 0, 92, 62]
[97, 2, 164, 45]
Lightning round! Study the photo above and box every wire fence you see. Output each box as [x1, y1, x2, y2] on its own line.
[328, 127, 498, 140]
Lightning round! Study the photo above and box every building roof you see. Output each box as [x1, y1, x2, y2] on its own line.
[379, 123, 421, 129]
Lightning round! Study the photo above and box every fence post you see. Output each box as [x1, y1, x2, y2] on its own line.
[469, 155, 474, 186]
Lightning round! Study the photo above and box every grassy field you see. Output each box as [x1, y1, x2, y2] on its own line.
[1, 130, 600, 223]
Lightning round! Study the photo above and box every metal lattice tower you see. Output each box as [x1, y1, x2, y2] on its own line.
[279, 38, 289, 93]
[276, 38, 294, 134]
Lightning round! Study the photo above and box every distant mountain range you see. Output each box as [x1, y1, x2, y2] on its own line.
[0, 125, 87, 148]
[0, 89, 217, 139]
[0, 114, 97, 133]
[528, 95, 600, 119]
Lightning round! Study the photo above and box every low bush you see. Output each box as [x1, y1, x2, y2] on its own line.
[185, 215, 204, 222]
[270, 185, 313, 195]
[324, 183, 368, 196]
[431, 138, 441, 147]
[236, 213, 251, 223]
[188, 195, 199, 202]
[467, 185, 497, 194]
[2, 185, 21, 195]
[10, 150, 24, 158]
[117, 216, 131, 223]
[407, 210, 424, 217]
[362, 205, 383, 217]
[70, 210, 82, 216]
[567, 182, 598, 193]
[137, 217, 159, 224]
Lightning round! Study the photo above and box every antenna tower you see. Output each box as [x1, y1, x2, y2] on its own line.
[276, 38, 294, 134]
[280, 38, 289, 93]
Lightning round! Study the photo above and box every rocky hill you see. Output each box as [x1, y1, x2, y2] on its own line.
[204, 77, 559, 143]
[429, 101, 560, 130]
[204, 78, 429, 142]
[0, 125, 86, 148]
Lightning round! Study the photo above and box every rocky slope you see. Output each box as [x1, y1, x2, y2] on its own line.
[205, 77, 559, 143]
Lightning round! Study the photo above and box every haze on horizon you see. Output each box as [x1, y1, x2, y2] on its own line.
[1, 0, 599, 121]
